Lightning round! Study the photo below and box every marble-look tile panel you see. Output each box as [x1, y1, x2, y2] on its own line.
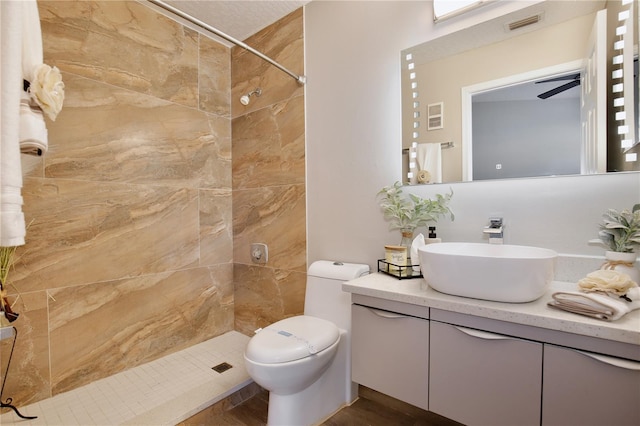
[48, 264, 234, 394]
[199, 35, 231, 117]
[44, 74, 231, 189]
[20, 155, 44, 179]
[234, 264, 306, 335]
[232, 96, 305, 189]
[0, 291, 51, 407]
[38, 1, 199, 107]
[5, 0, 236, 408]
[12, 178, 200, 293]
[231, 8, 304, 117]
[199, 188, 233, 266]
[232, 185, 306, 272]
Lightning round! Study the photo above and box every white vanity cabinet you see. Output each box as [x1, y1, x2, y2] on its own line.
[542, 344, 640, 426]
[351, 296, 429, 410]
[429, 320, 542, 426]
[345, 275, 640, 426]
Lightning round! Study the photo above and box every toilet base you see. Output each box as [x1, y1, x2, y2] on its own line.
[266, 330, 357, 426]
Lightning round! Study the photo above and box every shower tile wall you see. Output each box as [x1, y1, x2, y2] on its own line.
[1, 1, 233, 405]
[231, 9, 307, 335]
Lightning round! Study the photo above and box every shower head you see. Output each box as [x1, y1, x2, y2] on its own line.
[240, 88, 262, 106]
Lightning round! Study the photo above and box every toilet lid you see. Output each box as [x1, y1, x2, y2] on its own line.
[245, 316, 340, 364]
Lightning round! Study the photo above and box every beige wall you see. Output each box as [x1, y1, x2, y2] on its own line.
[231, 9, 307, 336]
[305, 1, 639, 269]
[1, 1, 304, 407]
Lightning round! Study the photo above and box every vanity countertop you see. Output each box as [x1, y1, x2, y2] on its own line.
[343, 273, 640, 346]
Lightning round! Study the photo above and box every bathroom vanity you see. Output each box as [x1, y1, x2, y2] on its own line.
[344, 273, 640, 426]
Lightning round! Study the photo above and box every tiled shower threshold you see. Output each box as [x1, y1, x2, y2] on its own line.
[1, 331, 251, 425]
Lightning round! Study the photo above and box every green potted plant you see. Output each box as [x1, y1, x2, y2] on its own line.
[377, 181, 454, 243]
[595, 204, 640, 284]
[598, 204, 640, 253]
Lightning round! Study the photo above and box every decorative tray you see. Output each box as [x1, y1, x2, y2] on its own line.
[377, 259, 423, 280]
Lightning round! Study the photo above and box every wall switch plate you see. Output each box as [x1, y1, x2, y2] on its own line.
[250, 243, 268, 264]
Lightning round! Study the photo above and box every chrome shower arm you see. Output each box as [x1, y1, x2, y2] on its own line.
[146, 0, 306, 85]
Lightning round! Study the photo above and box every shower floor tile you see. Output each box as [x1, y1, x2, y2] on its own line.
[0, 331, 251, 426]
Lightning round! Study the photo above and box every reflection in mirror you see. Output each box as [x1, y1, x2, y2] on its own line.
[401, 0, 639, 184]
[470, 70, 582, 180]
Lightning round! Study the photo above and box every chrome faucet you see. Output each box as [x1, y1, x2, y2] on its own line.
[483, 217, 504, 244]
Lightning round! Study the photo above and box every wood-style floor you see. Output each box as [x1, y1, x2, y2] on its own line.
[185, 386, 462, 426]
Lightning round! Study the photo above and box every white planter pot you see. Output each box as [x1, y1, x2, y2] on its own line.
[603, 251, 640, 285]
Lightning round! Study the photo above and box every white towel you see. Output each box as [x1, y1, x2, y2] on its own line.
[417, 143, 442, 183]
[20, 91, 48, 156]
[1, 0, 31, 246]
[19, 0, 48, 156]
[410, 233, 425, 273]
[21, 0, 43, 83]
[548, 287, 640, 321]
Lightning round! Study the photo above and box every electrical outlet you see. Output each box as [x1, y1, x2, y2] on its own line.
[250, 243, 268, 264]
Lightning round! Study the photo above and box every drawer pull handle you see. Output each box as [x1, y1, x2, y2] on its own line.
[366, 307, 408, 319]
[576, 350, 640, 371]
[453, 325, 510, 340]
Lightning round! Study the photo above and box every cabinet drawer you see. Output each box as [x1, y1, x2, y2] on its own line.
[429, 321, 542, 426]
[351, 304, 429, 410]
[542, 344, 640, 426]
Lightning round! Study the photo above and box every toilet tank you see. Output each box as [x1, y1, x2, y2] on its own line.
[304, 260, 369, 331]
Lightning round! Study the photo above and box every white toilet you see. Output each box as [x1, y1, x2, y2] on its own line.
[244, 260, 369, 426]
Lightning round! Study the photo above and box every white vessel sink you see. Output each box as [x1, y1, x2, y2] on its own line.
[418, 242, 557, 303]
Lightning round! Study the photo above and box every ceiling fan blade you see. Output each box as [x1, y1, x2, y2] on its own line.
[535, 73, 580, 84]
[537, 79, 580, 99]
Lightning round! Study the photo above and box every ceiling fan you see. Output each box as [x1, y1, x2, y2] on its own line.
[535, 73, 581, 99]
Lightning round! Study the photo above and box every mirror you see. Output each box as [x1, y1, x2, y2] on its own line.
[402, 0, 639, 184]
[469, 70, 582, 181]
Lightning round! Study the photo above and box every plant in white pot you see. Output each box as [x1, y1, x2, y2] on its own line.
[377, 181, 454, 243]
[595, 204, 640, 284]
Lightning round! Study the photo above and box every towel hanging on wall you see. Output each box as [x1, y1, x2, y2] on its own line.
[18, 0, 65, 156]
[19, 0, 48, 157]
[1, 0, 27, 246]
[19, 90, 48, 156]
[417, 143, 442, 183]
[1, 0, 64, 246]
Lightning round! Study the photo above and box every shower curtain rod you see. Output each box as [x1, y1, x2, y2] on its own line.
[146, 0, 306, 85]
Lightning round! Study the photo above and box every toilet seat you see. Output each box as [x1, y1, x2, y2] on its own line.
[245, 315, 340, 364]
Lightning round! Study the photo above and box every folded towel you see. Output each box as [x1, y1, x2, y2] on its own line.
[548, 287, 640, 321]
[21, 0, 44, 83]
[0, 188, 26, 247]
[1, 1, 27, 246]
[19, 90, 47, 156]
[1, 0, 59, 245]
[19, 0, 59, 155]
[417, 143, 442, 183]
